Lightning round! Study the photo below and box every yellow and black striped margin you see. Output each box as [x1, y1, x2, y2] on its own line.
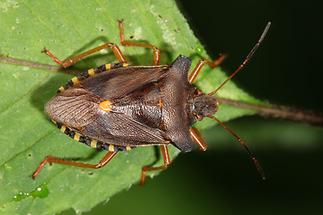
[52, 120, 133, 152]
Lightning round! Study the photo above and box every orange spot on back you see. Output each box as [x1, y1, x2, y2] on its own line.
[99, 100, 113, 112]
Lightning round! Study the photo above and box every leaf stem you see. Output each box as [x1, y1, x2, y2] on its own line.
[218, 97, 323, 126]
[0, 55, 79, 73]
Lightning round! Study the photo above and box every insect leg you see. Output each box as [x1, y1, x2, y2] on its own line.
[42, 42, 127, 68]
[32, 151, 117, 179]
[118, 20, 160, 65]
[190, 127, 207, 151]
[188, 54, 226, 83]
[140, 145, 170, 185]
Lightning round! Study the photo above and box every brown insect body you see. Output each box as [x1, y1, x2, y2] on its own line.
[32, 20, 270, 183]
[46, 56, 214, 152]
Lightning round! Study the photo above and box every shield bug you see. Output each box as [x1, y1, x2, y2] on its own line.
[32, 20, 271, 184]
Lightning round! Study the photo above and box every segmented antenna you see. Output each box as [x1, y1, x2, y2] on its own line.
[208, 115, 266, 180]
[208, 22, 271, 96]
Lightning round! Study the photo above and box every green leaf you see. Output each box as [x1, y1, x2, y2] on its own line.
[0, 0, 259, 214]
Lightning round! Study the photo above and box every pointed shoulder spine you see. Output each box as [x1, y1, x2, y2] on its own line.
[170, 55, 192, 77]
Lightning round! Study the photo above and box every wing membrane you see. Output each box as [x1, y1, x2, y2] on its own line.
[81, 65, 168, 99]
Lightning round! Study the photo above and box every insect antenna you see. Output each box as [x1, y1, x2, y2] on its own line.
[208, 22, 271, 96]
[208, 115, 266, 180]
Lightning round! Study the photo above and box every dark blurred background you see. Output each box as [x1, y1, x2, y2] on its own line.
[63, 0, 323, 214]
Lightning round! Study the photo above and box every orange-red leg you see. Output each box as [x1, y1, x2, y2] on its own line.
[190, 127, 208, 151]
[42, 42, 127, 68]
[32, 151, 117, 179]
[118, 20, 160, 65]
[189, 54, 226, 83]
[140, 145, 170, 185]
